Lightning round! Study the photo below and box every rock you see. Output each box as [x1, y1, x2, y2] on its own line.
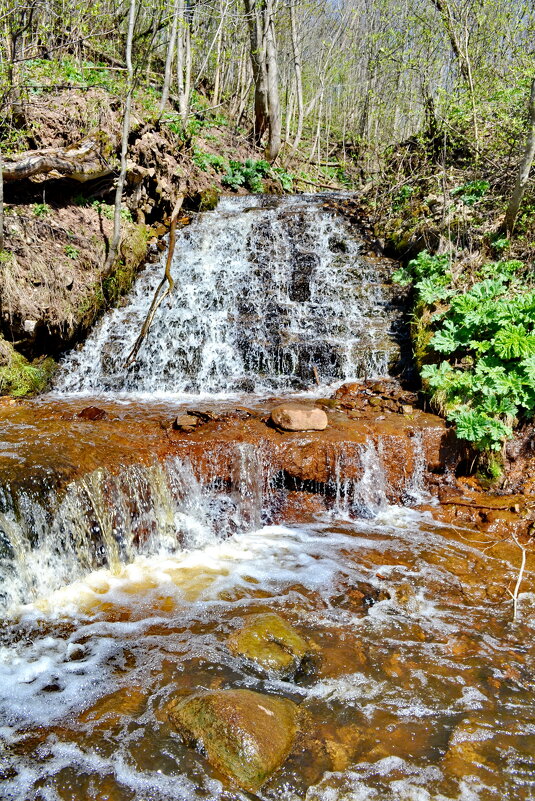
[270, 405, 328, 432]
[173, 413, 200, 431]
[400, 404, 413, 415]
[78, 406, 106, 421]
[227, 612, 318, 678]
[168, 689, 300, 792]
[65, 642, 86, 661]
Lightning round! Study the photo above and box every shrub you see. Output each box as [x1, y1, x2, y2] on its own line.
[395, 252, 534, 452]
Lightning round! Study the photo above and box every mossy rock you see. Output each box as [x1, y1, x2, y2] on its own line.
[227, 612, 319, 679]
[184, 187, 220, 212]
[0, 338, 56, 396]
[168, 688, 300, 792]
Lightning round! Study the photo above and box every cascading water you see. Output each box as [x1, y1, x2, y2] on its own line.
[55, 195, 401, 394]
[1, 194, 531, 801]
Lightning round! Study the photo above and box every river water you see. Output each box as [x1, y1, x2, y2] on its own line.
[0, 196, 534, 800]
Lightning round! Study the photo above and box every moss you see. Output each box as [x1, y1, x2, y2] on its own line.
[0, 338, 56, 396]
[476, 453, 504, 485]
[410, 300, 434, 372]
[185, 186, 220, 212]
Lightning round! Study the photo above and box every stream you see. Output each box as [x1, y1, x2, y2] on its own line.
[0, 195, 534, 801]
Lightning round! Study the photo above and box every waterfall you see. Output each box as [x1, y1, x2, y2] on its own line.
[55, 195, 400, 395]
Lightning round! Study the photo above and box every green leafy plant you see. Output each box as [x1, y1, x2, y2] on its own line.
[33, 203, 50, 217]
[222, 159, 271, 192]
[392, 184, 414, 210]
[192, 149, 227, 173]
[64, 244, 79, 260]
[406, 255, 535, 452]
[273, 167, 294, 191]
[451, 180, 489, 206]
[91, 200, 113, 219]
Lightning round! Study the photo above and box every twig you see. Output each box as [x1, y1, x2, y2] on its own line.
[509, 532, 528, 622]
[293, 176, 341, 191]
[124, 195, 183, 366]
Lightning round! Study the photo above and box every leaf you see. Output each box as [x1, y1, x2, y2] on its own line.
[430, 320, 462, 353]
[493, 324, 535, 359]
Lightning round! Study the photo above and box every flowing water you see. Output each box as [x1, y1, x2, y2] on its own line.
[1, 195, 534, 801]
[56, 195, 401, 395]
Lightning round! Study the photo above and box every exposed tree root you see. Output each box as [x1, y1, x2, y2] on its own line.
[124, 195, 183, 367]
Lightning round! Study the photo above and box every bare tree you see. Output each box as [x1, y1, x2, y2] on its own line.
[105, 0, 136, 271]
[159, 0, 181, 116]
[243, 0, 281, 160]
[505, 76, 535, 233]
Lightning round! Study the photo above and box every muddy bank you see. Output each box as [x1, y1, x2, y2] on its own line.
[1, 86, 276, 386]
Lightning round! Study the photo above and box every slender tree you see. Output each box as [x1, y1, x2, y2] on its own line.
[505, 76, 535, 233]
[105, 0, 136, 271]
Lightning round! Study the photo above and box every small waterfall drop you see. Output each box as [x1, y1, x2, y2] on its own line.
[55, 195, 400, 395]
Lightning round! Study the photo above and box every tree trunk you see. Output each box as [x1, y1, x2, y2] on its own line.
[0, 147, 4, 252]
[2, 139, 113, 182]
[288, 0, 303, 155]
[243, 0, 269, 145]
[264, 0, 280, 160]
[176, 0, 192, 124]
[430, 0, 479, 150]
[159, 0, 181, 115]
[105, 0, 136, 272]
[505, 76, 535, 234]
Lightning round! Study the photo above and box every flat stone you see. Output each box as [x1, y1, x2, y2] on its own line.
[168, 688, 300, 792]
[270, 405, 328, 432]
[173, 413, 200, 431]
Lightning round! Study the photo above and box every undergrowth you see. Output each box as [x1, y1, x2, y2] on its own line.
[394, 252, 535, 454]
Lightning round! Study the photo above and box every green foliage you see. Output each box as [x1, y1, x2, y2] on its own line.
[90, 201, 130, 221]
[64, 244, 79, 260]
[91, 200, 113, 219]
[222, 159, 270, 192]
[33, 203, 50, 217]
[272, 167, 294, 191]
[392, 184, 414, 211]
[192, 149, 227, 173]
[451, 180, 489, 206]
[409, 255, 535, 452]
[393, 250, 452, 303]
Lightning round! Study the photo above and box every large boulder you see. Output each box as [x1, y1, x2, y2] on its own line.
[270, 405, 328, 432]
[227, 612, 318, 678]
[168, 688, 300, 792]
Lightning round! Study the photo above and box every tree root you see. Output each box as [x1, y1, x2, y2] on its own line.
[124, 195, 183, 367]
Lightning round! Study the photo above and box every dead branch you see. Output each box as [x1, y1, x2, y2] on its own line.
[124, 195, 183, 367]
[2, 138, 113, 183]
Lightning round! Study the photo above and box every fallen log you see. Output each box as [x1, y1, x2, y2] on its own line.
[3, 138, 113, 183]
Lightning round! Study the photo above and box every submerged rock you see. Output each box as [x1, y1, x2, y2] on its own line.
[78, 406, 106, 421]
[270, 405, 328, 432]
[227, 612, 318, 678]
[168, 688, 300, 792]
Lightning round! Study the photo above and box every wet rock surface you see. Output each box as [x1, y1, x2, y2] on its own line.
[227, 612, 319, 678]
[270, 404, 328, 432]
[167, 688, 301, 792]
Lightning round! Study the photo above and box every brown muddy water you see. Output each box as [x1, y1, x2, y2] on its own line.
[1, 397, 534, 801]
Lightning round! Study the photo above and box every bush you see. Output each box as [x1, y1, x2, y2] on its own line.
[395, 252, 534, 452]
